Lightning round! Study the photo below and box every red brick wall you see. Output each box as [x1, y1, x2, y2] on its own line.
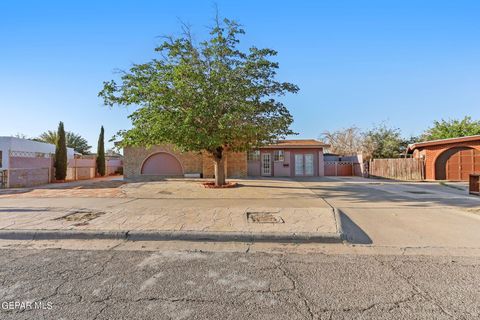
[414, 141, 480, 180]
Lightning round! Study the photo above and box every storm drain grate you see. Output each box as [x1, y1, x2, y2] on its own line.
[247, 212, 284, 224]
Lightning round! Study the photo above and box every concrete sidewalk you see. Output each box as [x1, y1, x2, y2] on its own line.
[0, 178, 343, 243]
[0, 201, 341, 242]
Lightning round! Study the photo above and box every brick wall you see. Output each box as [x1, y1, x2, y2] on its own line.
[202, 151, 247, 178]
[123, 145, 203, 180]
[125, 144, 247, 180]
[226, 151, 247, 178]
[201, 153, 216, 178]
[414, 141, 480, 180]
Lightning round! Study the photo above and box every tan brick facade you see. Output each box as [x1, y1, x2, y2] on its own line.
[123, 145, 202, 180]
[201, 151, 248, 178]
[226, 151, 248, 178]
[411, 140, 480, 180]
[124, 144, 247, 180]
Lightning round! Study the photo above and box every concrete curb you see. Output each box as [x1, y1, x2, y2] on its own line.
[0, 230, 128, 241]
[333, 208, 346, 241]
[0, 229, 343, 243]
[126, 230, 343, 243]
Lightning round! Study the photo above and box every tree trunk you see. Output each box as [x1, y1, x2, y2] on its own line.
[212, 147, 226, 186]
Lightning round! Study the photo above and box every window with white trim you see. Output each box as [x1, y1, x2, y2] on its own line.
[247, 150, 260, 161]
[274, 150, 284, 162]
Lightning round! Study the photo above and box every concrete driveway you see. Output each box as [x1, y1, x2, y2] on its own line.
[297, 177, 480, 249]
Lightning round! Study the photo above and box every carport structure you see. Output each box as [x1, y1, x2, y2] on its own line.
[408, 135, 480, 181]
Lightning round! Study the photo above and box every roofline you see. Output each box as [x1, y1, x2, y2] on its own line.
[261, 145, 329, 149]
[261, 139, 330, 149]
[408, 135, 480, 152]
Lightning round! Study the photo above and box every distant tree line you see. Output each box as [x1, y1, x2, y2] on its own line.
[321, 116, 480, 160]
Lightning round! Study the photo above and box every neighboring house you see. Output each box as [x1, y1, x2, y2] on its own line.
[408, 135, 480, 181]
[0, 137, 74, 188]
[123, 139, 330, 180]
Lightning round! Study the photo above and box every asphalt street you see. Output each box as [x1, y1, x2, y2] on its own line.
[0, 247, 479, 320]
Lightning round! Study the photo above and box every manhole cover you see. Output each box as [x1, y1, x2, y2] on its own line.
[406, 191, 431, 194]
[247, 212, 284, 224]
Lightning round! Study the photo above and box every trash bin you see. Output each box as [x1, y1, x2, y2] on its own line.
[470, 174, 480, 195]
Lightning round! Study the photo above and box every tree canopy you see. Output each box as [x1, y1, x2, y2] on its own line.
[421, 116, 480, 141]
[322, 124, 415, 160]
[99, 17, 298, 185]
[37, 130, 91, 154]
[363, 124, 410, 159]
[321, 127, 364, 156]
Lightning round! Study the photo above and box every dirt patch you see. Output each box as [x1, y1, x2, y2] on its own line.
[54, 208, 105, 226]
[466, 207, 480, 215]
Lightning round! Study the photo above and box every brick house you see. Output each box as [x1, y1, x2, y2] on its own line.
[123, 139, 329, 180]
[408, 135, 480, 181]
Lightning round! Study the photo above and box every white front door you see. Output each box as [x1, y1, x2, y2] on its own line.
[295, 154, 304, 176]
[305, 154, 314, 176]
[261, 153, 272, 176]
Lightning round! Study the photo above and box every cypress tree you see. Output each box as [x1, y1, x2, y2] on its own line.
[96, 126, 106, 176]
[54, 121, 68, 180]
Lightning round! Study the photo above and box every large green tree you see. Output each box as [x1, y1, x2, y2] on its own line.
[363, 124, 410, 159]
[421, 116, 480, 141]
[96, 126, 106, 177]
[37, 130, 91, 154]
[99, 17, 298, 186]
[54, 122, 68, 181]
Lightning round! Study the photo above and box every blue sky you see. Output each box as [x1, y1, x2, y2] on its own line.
[1, 1, 479, 150]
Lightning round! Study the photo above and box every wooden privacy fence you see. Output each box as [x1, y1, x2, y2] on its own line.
[369, 158, 425, 181]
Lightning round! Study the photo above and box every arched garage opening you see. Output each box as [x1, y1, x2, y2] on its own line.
[435, 147, 480, 181]
[141, 152, 183, 176]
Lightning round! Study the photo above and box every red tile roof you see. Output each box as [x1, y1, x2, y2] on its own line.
[262, 139, 329, 149]
[408, 135, 480, 152]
